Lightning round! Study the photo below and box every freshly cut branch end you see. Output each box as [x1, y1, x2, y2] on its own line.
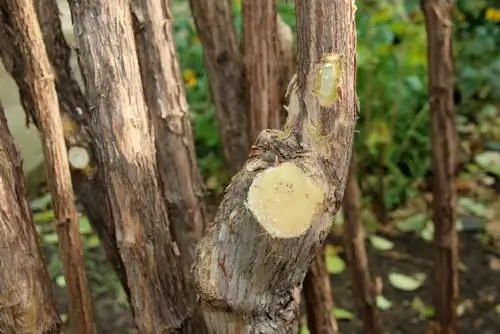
[68, 146, 90, 170]
[247, 162, 324, 238]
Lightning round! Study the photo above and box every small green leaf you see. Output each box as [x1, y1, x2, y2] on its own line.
[332, 308, 355, 320]
[420, 222, 434, 242]
[376, 295, 393, 310]
[85, 235, 100, 249]
[56, 275, 66, 287]
[78, 216, 93, 235]
[30, 194, 52, 211]
[396, 213, 428, 232]
[300, 325, 310, 334]
[475, 151, 500, 177]
[326, 254, 346, 275]
[495, 304, 500, 314]
[370, 235, 394, 251]
[388, 272, 425, 291]
[458, 197, 489, 218]
[33, 210, 55, 225]
[43, 233, 59, 244]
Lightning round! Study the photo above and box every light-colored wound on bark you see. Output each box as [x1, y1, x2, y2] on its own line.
[247, 162, 324, 238]
[68, 146, 90, 169]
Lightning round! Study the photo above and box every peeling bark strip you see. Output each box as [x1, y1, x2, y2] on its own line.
[68, 0, 193, 331]
[243, 0, 281, 143]
[0, 0, 129, 297]
[422, 1, 459, 333]
[0, 102, 61, 334]
[188, 0, 248, 173]
[303, 245, 339, 334]
[343, 155, 382, 334]
[6, 0, 95, 332]
[193, 1, 358, 332]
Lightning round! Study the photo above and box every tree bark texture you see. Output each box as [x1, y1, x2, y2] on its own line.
[342, 154, 382, 334]
[0, 102, 61, 334]
[68, 0, 193, 331]
[276, 15, 296, 126]
[0, 0, 129, 297]
[131, 0, 207, 283]
[193, 1, 358, 332]
[303, 245, 339, 334]
[130, 0, 208, 331]
[242, 0, 281, 143]
[422, 1, 459, 333]
[188, 0, 249, 173]
[6, 0, 95, 332]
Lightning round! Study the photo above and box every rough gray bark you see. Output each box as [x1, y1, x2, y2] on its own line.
[68, 0, 193, 331]
[6, 0, 95, 331]
[0, 101, 61, 334]
[193, 0, 358, 332]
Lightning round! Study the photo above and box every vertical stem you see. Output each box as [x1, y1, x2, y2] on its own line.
[303, 246, 339, 334]
[69, 0, 193, 330]
[242, 0, 281, 143]
[7, 0, 95, 332]
[422, 1, 459, 333]
[188, 0, 248, 173]
[0, 101, 61, 334]
[343, 154, 382, 334]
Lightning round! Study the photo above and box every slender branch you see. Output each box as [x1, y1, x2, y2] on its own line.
[303, 245, 339, 333]
[422, 1, 459, 333]
[0, 101, 61, 334]
[130, 0, 209, 331]
[131, 0, 208, 282]
[188, 0, 248, 173]
[6, 0, 95, 332]
[243, 0, 281, 143]
[343, 154, 382, 334]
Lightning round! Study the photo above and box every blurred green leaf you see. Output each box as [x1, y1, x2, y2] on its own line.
[388, 272, 426, 291]
[332, 308, 355, 320]
[325, 253, 346, 275]
[376, 295, 393, 310]
[370, 235, 395, 251]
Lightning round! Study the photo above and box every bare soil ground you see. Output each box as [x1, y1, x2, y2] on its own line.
[53, 230, 499, 333]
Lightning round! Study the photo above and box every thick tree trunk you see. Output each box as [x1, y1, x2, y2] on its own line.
[422, 1, 459, 333]
[303, 245, 339, 334]
[193, 0, 358, 332]
[242, 0, 281, 143]
[188, 0, 249, 173]
[68, 0, 193, 331]
[342, 154, 382, 334]
[6, 0, 95, 332]
[0, 102, 61, 334]
[0, 0, 129, 297]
